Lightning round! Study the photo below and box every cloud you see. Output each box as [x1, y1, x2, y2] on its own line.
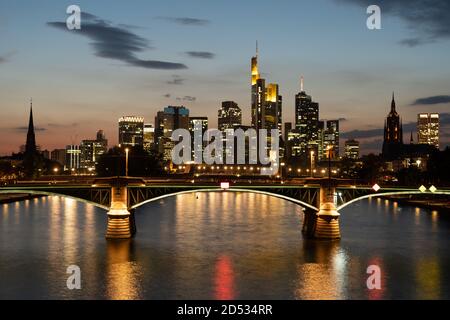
[360, 139, 383, 151]
[398, 37, 434, 47]
[176, 96, 196, 102]
[47, 13, 187, 70]
[338, 0, 450, 46]
[0, 51, 16, 64]
[341, 128, 383, 140]
[185, 51, 215, 59]
[13, 126, 46, 132]
[157, 17, 210, 26]
[167, 75, 186, 85]
[47, 123, 78, 128]
[411, 95, 450, 105]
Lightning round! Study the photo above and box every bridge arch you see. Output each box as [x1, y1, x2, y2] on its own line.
[336, 190, 450, 211]
[130, 188, 320, 211]
[0, 189, 110, 211]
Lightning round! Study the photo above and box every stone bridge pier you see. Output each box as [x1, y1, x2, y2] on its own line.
[106, 184, 136, 239]
[302, 179, 341, 240]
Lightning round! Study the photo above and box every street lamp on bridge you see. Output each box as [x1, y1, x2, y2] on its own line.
[125, 148, 130, 177]
[310, 151, 315, 178]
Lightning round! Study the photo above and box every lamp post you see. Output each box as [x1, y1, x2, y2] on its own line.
[125, 148, 129, 177]
[327, 145, 332, 181]
[310, 151, 315, 178]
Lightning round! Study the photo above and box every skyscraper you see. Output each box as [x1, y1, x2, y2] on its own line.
[382, 93, 403, 160]
[189, 117, 208, 161]
[295, 77, 319, 158]
[218, 101, 242, 131]
[251, 47, 265, 131]
[344, 139, 360, 160]
[143, 124, 155, 152]
[322, 120, 340, 159]
[155, 106, 190, 161]
[265, 83, 283, 136]
[66, 145, 81, 171]
[417, 113, 439, 149]
[80, 130, 108, 171]
[118, 116, 144, 147]
[250, 44, 282, 134]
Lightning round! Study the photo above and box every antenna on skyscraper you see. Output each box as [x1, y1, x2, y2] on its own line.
[300, 76, 304, 92]
[256, 40, 259, 58]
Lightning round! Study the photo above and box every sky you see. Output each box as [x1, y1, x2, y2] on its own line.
[0, 0, 449, 155]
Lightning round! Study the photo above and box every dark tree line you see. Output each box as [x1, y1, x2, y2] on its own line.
[96, 146, 164, 177]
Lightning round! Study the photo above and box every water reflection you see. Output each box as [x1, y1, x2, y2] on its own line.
[295, 241, 346, 299]
[214, 255, 236, 300]
[105, 240, 142, 300]
[0, 193, 449, 299]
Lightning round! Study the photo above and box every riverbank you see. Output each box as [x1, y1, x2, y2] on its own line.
[384, 195, 450, 213]
[0, 194, 44, 204]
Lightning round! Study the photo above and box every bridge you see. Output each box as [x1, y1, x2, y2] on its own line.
[1, 177, 449, 241]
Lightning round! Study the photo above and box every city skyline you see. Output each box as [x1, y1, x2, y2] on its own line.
[1, 0, 450, 155]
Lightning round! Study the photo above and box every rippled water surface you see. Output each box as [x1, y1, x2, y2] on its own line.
[1, 192, 449, 299]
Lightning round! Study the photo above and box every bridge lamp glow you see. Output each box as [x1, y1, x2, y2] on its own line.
[220, 182, 230, 190]
[372, 184, 381, 192]
[53, 168, 59, 173]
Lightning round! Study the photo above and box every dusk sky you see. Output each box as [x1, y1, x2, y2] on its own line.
[1, 0, 449, 155]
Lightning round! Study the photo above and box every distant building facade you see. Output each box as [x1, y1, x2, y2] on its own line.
[118, 116, 144, 147]
[155, 106, 190, 161]
[417, 113, 439, 149]
[143, 124, 155, 153]
[344, 139, 360, 160]
[218, 101, 242, 131]
[80, 130, 108, 171]
[65, 145, 81, 171]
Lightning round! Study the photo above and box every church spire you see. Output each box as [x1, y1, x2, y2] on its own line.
[25, 98, 37, 156]
[391, 92, 396, 112]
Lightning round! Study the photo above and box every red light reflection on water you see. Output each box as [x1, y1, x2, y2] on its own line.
[214, 255, 235, 300]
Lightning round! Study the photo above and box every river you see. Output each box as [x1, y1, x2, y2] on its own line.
[0, 192, 449, 299]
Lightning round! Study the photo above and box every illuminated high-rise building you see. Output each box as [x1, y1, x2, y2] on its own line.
[143, 124, 155, 152]
[218, 101, 242, 131]
[118, 116, 144, 147]
[250, 43, 282, 134]
[155, 106, 190, 161]
[382, 93, 403, 160]
[417, 113, 439, 149]
[295, 77, 319, 157]
[80, 130, 108, 171]
[65, 145, 81, 171]
[189, 117, 208, 161]
[344, 139, 360, 160]
[322, 120, 339, 159]
[266, 83, 283, 136]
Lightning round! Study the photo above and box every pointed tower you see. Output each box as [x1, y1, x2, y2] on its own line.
[391, 92, 396, 113]
[251, 41, 265, 130]
[251, 41, 260, 86]
[25, 99, 37, 156]
[382, 92, 404, 160]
